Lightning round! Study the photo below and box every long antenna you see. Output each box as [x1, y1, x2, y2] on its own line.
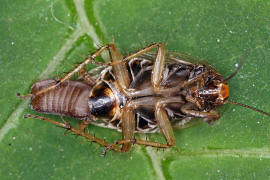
[227, 101, 270, 116]
[223, 52, 246, 82]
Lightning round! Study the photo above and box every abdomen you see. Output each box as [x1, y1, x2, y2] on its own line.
[30, 80, 91, 119]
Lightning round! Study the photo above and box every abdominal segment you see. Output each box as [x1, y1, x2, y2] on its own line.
[30, 80, 91, 119]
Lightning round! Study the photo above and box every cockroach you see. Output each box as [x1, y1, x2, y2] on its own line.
[17, 43, 270, 156]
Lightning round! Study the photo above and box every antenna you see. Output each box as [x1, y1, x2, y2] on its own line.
[227, 101, 270, 117]
[223, 52, 246, 82]
[222, 52, 270, 117]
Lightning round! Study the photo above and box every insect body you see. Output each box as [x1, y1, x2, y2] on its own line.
[18, 43, 270, 155]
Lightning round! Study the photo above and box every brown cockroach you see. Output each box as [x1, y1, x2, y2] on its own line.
[17, 43, 270, 156]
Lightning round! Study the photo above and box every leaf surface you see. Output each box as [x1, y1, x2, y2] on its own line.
[1, 0, 270, 179]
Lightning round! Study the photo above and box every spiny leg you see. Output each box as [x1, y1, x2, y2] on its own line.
[102, 138, 170, 157]
[24, 114, 121, 152]
[60, 116, 71, 136]
[79, 118, 92, 132]
[73, 43, 176, 98]
[112, 139, 170, 148]
[17, 45, 110, 98]
[124, 43, 165, 62]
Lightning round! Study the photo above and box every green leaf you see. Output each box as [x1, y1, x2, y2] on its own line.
[1, 0, 270, 179]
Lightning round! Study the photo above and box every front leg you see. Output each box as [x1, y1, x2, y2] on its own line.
[181, 104, 220, 124]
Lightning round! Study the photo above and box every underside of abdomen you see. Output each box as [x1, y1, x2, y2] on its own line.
[30, 79, 91, 120]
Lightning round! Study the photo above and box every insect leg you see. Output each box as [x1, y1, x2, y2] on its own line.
[127, 97, 184, 148]
[124, 43, 166, 92]
[125, 43, 170, 94]
[108, 44, 157, 98]
[101, 138, 172, 157]
[124, 43, 165, 61]
[113, 139, 170, 148]
[102, 97, 183, 154]
[130, 43, 193, 95]
[126, 97, 184, 148]
[151, 43, 167, 93]
[150, 47, 210, 95]
[181, 104, 220, 124]
[152, 71, 208, 95]
[78, 68, 96, 86]
[154, 97, 184, 146]
[79, 118, 92, 132]
[23, 114, 121, 152]
[107, 44, 130, 91]
[109, 43, 166, 97]
[155, 105, 175, 146]
[18, 45, 110, 98]
[121, 106, 135, 152]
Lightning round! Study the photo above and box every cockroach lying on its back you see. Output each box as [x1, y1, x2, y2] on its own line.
[17, 43, 270, 156]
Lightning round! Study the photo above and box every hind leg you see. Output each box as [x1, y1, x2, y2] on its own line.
[17, 45, 110, 99]
[24, 114, 121, 152]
